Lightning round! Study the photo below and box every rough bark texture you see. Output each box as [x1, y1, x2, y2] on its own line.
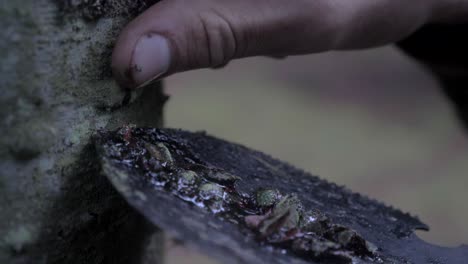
[0, 1, 165, 263]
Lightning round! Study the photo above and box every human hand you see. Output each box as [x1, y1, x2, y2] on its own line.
[112, 0, 468, 88]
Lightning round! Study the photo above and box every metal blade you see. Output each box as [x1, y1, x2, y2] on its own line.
[94, 127, 468, 264]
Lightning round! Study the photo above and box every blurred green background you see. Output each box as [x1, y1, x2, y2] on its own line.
[163, 46, 468, 262]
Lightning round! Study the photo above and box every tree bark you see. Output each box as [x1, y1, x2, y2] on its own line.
[0, 1, 165, 263]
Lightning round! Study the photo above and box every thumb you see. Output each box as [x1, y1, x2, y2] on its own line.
[111, 0, 338, 88]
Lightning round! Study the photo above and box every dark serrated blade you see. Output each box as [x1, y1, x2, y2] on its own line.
[94, 127, 468, 264]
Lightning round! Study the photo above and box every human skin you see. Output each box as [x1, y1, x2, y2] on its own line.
[111, 0, 468, 89]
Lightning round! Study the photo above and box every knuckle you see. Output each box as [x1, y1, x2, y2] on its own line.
[198, 10, 239, 68]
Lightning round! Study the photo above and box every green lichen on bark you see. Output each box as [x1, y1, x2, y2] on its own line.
[0, 0, 165, 263]
[55, 0, 159, 21]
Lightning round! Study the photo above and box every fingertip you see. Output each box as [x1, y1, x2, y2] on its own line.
[131, 33, 171, 86]
[111, 24, 141, 88]
[112, 2, 178, 89]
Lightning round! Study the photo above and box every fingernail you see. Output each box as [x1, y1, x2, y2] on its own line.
[131, 33, 171, 88]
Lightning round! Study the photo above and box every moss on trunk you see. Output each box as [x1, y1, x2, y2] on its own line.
[0, 1, 165, 263]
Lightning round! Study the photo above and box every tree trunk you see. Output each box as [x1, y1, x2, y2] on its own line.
[0, 1, 165, 263]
